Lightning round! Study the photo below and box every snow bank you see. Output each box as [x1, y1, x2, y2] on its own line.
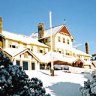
[25, 70, 91, 96]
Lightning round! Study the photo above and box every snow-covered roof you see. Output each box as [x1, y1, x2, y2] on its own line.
[71, 47, 90, 56]
[3, 48, 30, 57]
[60, 45, 90, 56]
[33, 52, 47, 63]
[2, 31, 48, 47]
[31, 24, 73, 39]
[42, 51, 77, 63]
[43, 25, 63, 38]
[3, 48, 40, 62]
[41, 51, 91, 66]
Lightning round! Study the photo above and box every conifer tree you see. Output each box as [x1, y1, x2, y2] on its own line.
[0, 51, 50, 96]
[80, 71, 96, 96]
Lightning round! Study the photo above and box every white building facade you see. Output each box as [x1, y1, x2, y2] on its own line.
[0, 17, 92, 70]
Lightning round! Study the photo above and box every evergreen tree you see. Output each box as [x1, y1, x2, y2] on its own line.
[80, 71, 96, 96]
[0, 51, 50, 96]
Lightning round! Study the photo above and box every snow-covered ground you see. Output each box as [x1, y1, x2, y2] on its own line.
[25, 69, 92, 96]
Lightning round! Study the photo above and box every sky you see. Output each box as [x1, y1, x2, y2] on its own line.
[0, 0, 96, 54]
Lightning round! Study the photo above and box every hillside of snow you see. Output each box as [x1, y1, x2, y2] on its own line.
[25, 70, 92, 96]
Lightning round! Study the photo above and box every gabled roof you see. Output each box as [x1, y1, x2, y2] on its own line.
[31, 24, 74, 40]
[1, 31, 48, 47]
[42, 51, 77, 63]
[3, 48, 40, 62]
[43, 24, 63, 38]
[59, 26, 73, 38]
[4, 48, 26, 57]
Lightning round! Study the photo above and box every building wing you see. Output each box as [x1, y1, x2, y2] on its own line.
[2, 31, 48, 47]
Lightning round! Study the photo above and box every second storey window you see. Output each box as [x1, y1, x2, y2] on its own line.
[31, 46, 33, 51]
[10, 45, 17, 48]
[63, 38, 65, 43]
[40, 49, 43, 53]
[58, 36, 60, 42]
[67, 39, 70, 44]
[9, 42, 18, 48]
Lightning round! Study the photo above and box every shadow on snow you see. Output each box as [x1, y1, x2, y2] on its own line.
[47, 82, 82, 96]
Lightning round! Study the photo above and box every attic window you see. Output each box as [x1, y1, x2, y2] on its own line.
[24, 53, 28, 58]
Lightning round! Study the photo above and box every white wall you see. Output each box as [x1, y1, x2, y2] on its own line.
[13, 52, 40, 70]
[55, 33, 72, 49]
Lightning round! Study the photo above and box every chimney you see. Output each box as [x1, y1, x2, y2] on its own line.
[38, 23, 44, 40]
[0, 17, 2, 33]
[85, 42, 89, 54]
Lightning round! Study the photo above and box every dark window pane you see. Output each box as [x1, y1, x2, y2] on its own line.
[32, 62, 35, 70]
[16, 60, 20, 66]
[23, 61, 28, 70]
[40, 50, 43, 53]
[40, 64, 45, 69]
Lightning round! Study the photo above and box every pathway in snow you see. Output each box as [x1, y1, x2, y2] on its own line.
[26, 70, 91, 96]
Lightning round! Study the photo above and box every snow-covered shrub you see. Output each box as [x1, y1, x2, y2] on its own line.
[80, 70, 96, 96]
[0, 51, 50, 96]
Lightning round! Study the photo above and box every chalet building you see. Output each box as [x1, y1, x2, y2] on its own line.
[32, 23, 91, 68]
[0, 17, 92, 70]
[0, 17, 49, 70]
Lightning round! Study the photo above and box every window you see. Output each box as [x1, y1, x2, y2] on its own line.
[66, 52, 70, 55]
[23, 61, 28, 70]
[31, 62, 35, 70]
[45, 38, 48, 43]
[66, 50, 70, 55]
[16, 60, 20, 66]
[30, 46, 33, 51]
[10, 45, 16, 48]
[62, 50, 64, 54]
[40, 64, 45, 69]
[58, 36, 60, 42]
[59, 51, 61, 53]
[63, 38, 65, 43]
[67, 39, 70, 44]
[40, 49, 43, 53]
[20, 55, 21, 58]
[24, 53, 28, 58]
